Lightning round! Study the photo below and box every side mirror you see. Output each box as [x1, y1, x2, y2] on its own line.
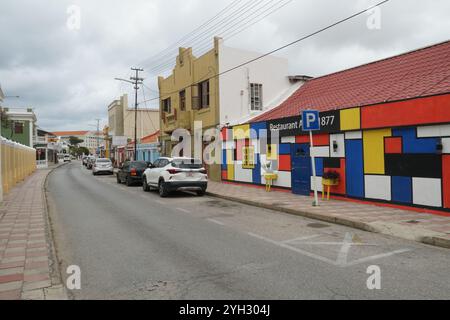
[148, 163, 154, 168]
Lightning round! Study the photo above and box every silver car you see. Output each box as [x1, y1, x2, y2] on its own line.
[92, 158, 113, 175]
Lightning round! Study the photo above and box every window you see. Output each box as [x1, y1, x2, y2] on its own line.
[250, 83, 263, 111]
[14, 122, 24, 134]
[179, 90, 186, 111]
[162, 98, 171, 113]
[198, 80, 210, 109]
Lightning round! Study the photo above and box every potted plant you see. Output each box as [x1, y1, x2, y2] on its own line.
[322, 170, 340, 186]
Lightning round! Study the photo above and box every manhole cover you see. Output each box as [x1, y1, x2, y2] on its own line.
[307, 222, 330, 228]
[406, 220, 420, 224]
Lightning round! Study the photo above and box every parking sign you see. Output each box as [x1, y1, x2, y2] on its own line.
[302, 110, 320, 131]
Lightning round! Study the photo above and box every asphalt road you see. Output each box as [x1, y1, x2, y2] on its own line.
[46, 161, 450, 299]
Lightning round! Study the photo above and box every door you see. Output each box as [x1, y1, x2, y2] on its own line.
[291, 143, 311, 196]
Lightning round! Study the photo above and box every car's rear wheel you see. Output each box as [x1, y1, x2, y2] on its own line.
[196, 189, 206, 196]
[126, 176, 132, 187]
[116, 174, 121, 183]
[158, 180, 168, 197]
[142, 177, 150, 192]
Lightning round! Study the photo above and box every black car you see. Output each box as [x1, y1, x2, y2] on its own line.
[116, 161, 150, 186]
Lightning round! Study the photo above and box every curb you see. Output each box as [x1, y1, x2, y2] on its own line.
[39, 163, 69, 300]
[206, 191, 450, 250]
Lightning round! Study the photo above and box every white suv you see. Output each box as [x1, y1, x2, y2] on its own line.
[92, 158, 114, 175]
[142, 157, 207, 197]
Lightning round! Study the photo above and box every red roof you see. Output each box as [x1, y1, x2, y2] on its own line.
[141, 130, 160, 143]
[52, 130, 89, 136]
[254, 40, 450, 122]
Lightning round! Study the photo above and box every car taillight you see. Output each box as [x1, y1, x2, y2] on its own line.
[167, 168, 181, 174]
[199, 169, 207, 174]
[130, 168, 137, 176]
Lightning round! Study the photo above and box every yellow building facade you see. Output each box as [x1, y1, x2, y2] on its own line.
[158, 37, 221, 181]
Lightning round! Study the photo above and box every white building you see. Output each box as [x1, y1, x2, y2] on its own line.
[217, 39, 308, 126]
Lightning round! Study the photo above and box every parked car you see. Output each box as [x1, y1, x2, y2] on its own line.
[92, 158, 113, 175]
[142, 157, 207, 197]
[116, 161, 148, 186]
[82, 156, 88, 166]
[63, 154, 71, 162]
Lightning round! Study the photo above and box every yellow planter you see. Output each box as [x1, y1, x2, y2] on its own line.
[322, 178, 339, 186]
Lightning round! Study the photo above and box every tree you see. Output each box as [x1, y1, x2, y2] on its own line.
[69, 136, 84, 147]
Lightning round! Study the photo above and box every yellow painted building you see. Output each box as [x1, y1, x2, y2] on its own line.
[158, 37, 221, 181]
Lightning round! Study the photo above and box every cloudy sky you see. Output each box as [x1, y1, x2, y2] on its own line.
[1, 0, 449, 131]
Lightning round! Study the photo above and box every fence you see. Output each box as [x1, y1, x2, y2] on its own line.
[1, 137, 36, 197]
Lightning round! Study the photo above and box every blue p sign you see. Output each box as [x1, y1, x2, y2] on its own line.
[302, 110, 320, 131]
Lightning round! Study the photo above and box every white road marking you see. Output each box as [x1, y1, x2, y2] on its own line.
[282, 235, 321, 244]
[345, 249, 412, 267]
[208, 219, 225, 226]
[336, 232, 354, 266]
[247, 232, 411, 268]
[176, 207, 191, 213]
[247, 232, 339, 266]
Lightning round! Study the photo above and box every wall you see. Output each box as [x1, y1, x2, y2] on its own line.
[1, 137, 36, 198]
[218, 41, 292, 126]
[222, 94, 450, 212]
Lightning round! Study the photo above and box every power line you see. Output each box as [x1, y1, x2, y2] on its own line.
[141, 0, 242, 67]
[149, 0, 285, 75]
[139, 0, 391, 105]
[146, 0, 262, 73]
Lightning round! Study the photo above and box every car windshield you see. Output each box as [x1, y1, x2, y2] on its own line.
[171, 159, 203, 169]
[131, 161, 148, 169]
[96, 159, 111, 163]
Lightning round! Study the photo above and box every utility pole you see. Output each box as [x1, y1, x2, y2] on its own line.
[130, 68, 144, 161]
[95, 118, 100, 156]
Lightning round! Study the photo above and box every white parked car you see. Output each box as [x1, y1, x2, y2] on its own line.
[92, 158, 113, 175]
[142, 157, 207, 197]
[63, 154, 71, 162]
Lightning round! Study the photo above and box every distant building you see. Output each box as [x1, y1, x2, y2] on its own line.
[0, 107, 37, 147]
[52, 130, 105, 155]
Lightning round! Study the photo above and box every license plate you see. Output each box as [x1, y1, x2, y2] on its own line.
[187, 172, 193, 177]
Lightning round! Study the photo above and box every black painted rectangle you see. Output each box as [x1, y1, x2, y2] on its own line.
[324, 158, 341, 168]
[385, 154, 442, 178]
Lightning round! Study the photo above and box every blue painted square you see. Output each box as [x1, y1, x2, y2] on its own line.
[315, 158, 324, 176]
[278, 144, 291, 155]
[345, 140, 364, 198]
[393, 127, 438, 154]
[250, 121, 267, 139]
[392, 176, 412, 204]
[221, 149, 227, 170]
[252, 154, 261, 185]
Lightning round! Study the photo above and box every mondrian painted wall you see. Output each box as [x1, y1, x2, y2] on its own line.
[221, 94, 450, 211]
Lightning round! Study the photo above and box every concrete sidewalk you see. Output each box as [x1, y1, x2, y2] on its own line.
[0, 165, 67, 300]
[206, 181, 450, 249]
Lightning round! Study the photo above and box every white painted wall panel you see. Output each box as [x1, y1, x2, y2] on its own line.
[281, 136, 296, 144]
[345, 131, 362, 140]
[223, 141, 235, 150]
[234, 162, 253, 183]
[442, 138, 450, 154]
[412, 178, 442, 207]
[311, 176, 323, 192]
[365, 175, 391, 201]
[273, 171, 291, 188]
[329, 134, 346, 158]
[251, 139, 259, 154]
[417, 124, 450, 137]
[311, 146, 330, 157]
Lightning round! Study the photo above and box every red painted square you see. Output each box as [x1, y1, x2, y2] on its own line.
[279, 155, 291, 171]
[323, 159, 346, 195]
[443, 155, 450, 208]
[235, 140, 244, 161]
[296, 133, 329, 146]
[385, 137, 402, 154]
[221, 170, 227, 180]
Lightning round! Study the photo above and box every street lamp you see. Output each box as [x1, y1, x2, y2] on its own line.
[114, 68, 144, 161]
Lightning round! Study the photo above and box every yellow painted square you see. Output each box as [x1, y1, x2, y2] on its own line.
[267, 144, 278, 160]
[232, 124, 250, 140]
[340, 108, 361, 131]
[227, 164, 234, 180]
[363, 129, 392, 174]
